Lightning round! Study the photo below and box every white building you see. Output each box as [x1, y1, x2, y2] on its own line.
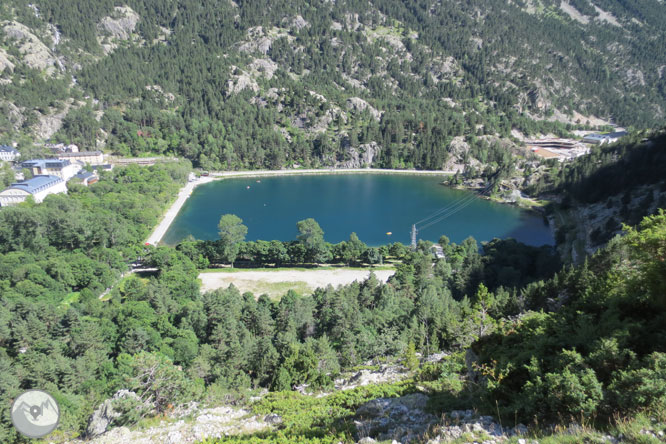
[21, 159, 81, 181]
[0, 175, 67, 206]
[0, 145, 20, 162]
[582, 131, 628, 145]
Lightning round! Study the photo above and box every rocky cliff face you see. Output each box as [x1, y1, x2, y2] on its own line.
[2, 21, 60, 74]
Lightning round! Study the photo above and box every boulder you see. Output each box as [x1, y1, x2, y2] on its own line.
[264, 413, 283, 425]
[87, 390, 140, 437]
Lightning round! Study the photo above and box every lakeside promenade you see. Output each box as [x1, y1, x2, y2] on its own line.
[145, 168, 455, 245]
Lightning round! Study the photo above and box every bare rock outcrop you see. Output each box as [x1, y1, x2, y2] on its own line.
[0, 101, 25, 130]
[444, 136, 476, 172]
[283, 15, 309, 31]
[98, 6, 140, 40]
[238, 26, 289, 55]
[335, 361, 407, 389]
[336, 142, 381, 169]
[427, 410, 530, 443]
[354, 393, 437, 443]
[32, 100, 74, 139]
[71, 401, 271, 444]
[226, 67, 259, 95]
[97, 6, 140, 54]
[0, 47, 15, 72]
[87, 390, 141, 438]
[346, 97, 382, 121]
[2, 21, 58, 74]
[248, 58, 279, 80]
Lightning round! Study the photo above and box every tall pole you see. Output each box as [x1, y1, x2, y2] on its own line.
[411, 224, 418, 250]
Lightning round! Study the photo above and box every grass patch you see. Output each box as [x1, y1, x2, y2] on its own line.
[60, 291, 80, 308]
[234, 280, 311, 299]
[201, 265, 395, 273]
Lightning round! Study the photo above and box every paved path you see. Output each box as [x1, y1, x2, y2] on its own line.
[145, 177, 217, 245]
[209, 168, 455, 179]
[146, 168, 454, 245]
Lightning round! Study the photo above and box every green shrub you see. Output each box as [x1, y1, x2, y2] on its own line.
[521, 350, 603, 421]
[609, 352, 666, 417]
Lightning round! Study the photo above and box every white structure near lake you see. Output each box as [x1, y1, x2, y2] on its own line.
[0, 175, 67, 206]
[21, 159, 81, 181]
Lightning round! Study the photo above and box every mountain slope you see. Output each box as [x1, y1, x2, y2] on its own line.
[0, 0, 664, 170]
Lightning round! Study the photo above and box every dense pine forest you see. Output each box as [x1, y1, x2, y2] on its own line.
[0, 132, 665, 442]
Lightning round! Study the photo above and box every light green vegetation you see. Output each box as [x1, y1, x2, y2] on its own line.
[201, 382, 417, 444]
[227, 279, 311, 300]
[200, 265, 396, 273]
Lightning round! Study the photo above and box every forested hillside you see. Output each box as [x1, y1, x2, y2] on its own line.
[1, 161, 665, 443]
[527, 127, 666, 260]
[1, 0, 665, 170]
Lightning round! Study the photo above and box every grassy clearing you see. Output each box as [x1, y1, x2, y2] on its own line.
[59, 291, 80, 308]
[229, 280, 312, 299]
[200, 265, 396, 273]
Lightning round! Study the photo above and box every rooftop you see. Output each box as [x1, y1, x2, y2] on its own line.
[0, 145, 18, 153]
[583, 131, 628, 140]
[75, 170, 96, 180]
[10, 175, 63, 194]
[22, 159, 72, 168]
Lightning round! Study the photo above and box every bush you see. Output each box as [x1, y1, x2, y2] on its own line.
[521, 350, 603, 421]
[609, 352, 666, 416]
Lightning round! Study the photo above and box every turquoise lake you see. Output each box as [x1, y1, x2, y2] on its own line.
[162, 174, 554, 247]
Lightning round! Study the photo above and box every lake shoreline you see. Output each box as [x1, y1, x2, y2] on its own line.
[147, 168, 456, 245]
[148, 168, 554, 247]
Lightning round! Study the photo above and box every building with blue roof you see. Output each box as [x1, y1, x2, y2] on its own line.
[21, 158, 81, 181]
[73, 170, 99, 186]
[0, 175, 67, 206]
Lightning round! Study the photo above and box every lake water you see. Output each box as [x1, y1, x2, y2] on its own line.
[162, 174, 553, 247]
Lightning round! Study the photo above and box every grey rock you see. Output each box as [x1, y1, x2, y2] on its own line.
[0, 101, 25, 131]
[355, 393, 437, 443]
[167, 430, 183, 443]
[0, 48, 14, 72]
[284, 15, 309, 31]
[248, 58, 279, 80]
[2, 21, 58, 74]
[86, 390, 140, 437]
[346, 97, 382, 121]
[33, 100, 73, 140]
[514, 424, 528, 436]
[336, 142, 381, 169]
[98, 6, 140, 40]
[264, 413, 283, 425]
